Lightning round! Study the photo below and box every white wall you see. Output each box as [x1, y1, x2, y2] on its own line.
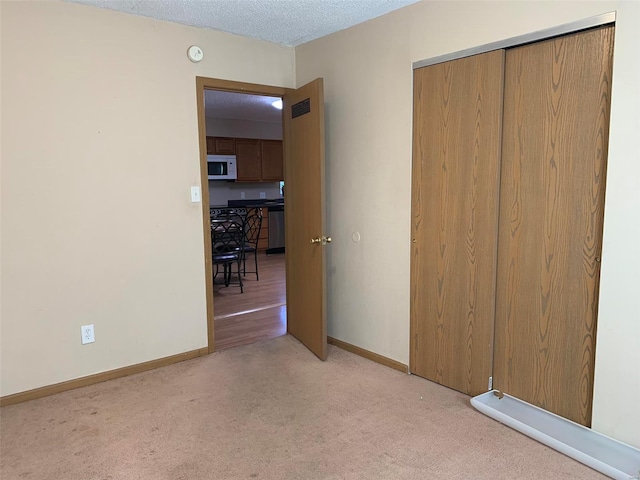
[589, 1, 640, 448]
[0, 0, 294, 395]
[296, 0, 640, 448]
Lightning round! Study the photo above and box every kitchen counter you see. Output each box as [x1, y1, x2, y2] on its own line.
[227, 199, 284, 208]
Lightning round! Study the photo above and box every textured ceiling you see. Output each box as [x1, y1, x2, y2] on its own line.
[69, 0, 419, 46]
[205, 90, 282, 123]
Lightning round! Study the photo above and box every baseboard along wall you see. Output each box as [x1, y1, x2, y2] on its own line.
[2, 337, 408, 407]
[327, 336, 408, 373]
[0, 347, 209, 407]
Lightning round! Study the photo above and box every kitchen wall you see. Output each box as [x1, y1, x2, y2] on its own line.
[205, 117, 282, 140]
[0, 0, 294, 396]
[206, 116, 283, 205]
[295, 0, 640, 447]
[209, 182, 281, 206]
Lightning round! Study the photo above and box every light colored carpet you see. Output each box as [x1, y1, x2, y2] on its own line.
[1, 335, 604, 479]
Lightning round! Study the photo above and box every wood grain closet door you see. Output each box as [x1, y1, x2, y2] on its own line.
[410, 50, 505, 396]
[494, 26, 614, 426]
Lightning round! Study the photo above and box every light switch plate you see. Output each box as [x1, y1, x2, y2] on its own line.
[190, 186, 201, 203]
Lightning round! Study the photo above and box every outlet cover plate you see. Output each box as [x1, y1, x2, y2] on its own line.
[81, 324, 95, 344]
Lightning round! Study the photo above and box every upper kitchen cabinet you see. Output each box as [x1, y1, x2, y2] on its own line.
[234, 138, 284, 182]
[235, 139, 262, 181]
[206, 136, 236, 155]
[261, 140, 284, 181]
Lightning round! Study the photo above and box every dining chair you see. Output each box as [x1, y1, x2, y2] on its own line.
[211, 215, 245, 293]
[241, 208, 263, 280]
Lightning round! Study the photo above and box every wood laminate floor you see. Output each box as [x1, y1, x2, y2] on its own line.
[213, 253, 286, 351]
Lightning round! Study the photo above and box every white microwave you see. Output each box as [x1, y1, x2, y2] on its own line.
[207, 155, 237, 180]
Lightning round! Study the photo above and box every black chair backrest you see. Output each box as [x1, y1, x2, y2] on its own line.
[244, 208, 263, 247]
[211, 216, 245, 259]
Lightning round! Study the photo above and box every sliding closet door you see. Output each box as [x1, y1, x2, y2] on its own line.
[494, 26, 614, 426]
[410, 50, 504, 396]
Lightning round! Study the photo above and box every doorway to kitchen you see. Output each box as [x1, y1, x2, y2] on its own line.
[212, 254, 286, 350]
[197, 80, 289, 352]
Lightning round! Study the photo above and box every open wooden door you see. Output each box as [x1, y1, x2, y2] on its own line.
[283, 78, 328, 360]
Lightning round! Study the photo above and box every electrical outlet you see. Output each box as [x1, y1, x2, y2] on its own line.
[81, 324, 95, 345]
[260, 192, 266, 199]
[240, 192, 245, 199]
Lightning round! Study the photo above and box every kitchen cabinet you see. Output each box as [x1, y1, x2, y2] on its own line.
[257, 210, 269, 250]
[235, 138, 283, 182]
[206, 136, 235, 155]
[235, 139, 262, 181]
[260, 140, 284, 181]
[208, 135, 283, 182]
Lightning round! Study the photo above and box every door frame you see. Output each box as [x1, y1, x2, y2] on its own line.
[195, 77, 294, 353]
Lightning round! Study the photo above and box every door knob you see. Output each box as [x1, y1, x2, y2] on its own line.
[310, 236, 332, 245]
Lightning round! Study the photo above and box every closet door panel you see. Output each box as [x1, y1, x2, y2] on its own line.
[410, 50, 504, 396]
[494, 26, 614, 426]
